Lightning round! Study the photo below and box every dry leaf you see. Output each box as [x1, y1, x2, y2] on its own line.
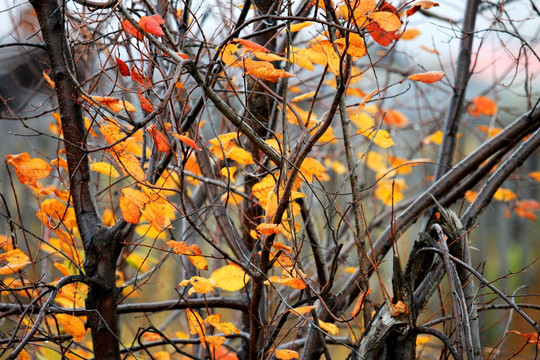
[408, 71, 445, 84]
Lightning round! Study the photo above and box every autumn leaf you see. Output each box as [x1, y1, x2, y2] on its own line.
[318, 40, 341, 76]
[138, 14, 165, 37]
[407, 1, 440, 17]
[171, 133, 201, 150]
[375, 178, 406, 206]
[477, 125, 502, 138]
[91, 162, 120, 177]
[366, 21, 397, 46]
[408, 71, 445, 84]
[363, 129, 395, 148]
[205, 313, 240, 336]
[6, 152, 53, 186]
[219, 43, 240, 67]
[256, 223, 284, 235]
[529, 171, 540, 182]
[400, 28, 421, 40]
[383, 109, 410, 127]
[422, 130, 443, 145]
[178, 276, 217, 295]
[131, 68, 153, 88]
[244, 59, 294, 82]
[55, 314, 87, 342]
[119, 195, 141, 224]
[43, 71, 55, 88]
[513, 200, 540, 221]
[469, 96, 497, 116]
[115, 57, 130, 76]
[121, 19, 144, 40]
[86, 95, 136, 113]
[211, 264, 250, 291]
[138, 93, 155, 113]
[234, 38, 269, 53]
[186, 309, 206, 346]
[334, 33, 366, 58]
[319, 320, 339, 335]
[274, 349, 299, 360]
[391, 300, 409, 316]
[350, 288, 371, 317]
[146, 124, 171, 154]
[289, 305, 317, 316]
[205, 336, 226, 350]
[493, 188, 517, 202]
[0, 249, 30, 274]
[18, 349, 31, 360]
[289, 21, 312, 32]
[292, 91, 316, 103]
[168, 240, 208, 270]
[508, 330, 540, 349]
[369, 12, 401, 32]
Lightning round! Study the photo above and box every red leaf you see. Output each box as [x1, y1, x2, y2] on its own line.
[366, 22, 397, 46]
[115, 57, 130, 77]
[121, 19, 144, 41]
[138, 15, 165, 37]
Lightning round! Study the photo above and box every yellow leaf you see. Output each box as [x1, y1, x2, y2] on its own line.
[205, 313, 240, 336]
[0, 249, 30, 274]
[252, 174, 276, 205]
[274, 349, 299, 360]
[135, 224, 167, 240]
[253, 51, 289, 62]
[363, 129, 395, 148]
[319, 41, 341, 76]
[227, 146, 254, 165]
[289, 305, 317, 316]
[211, 264, 250, 291]
[244, 59, 294, 82]
[167, 241, 208, 270]
[219, 43, 240, 67]
[290, 48, 314, 71]
[117, 153, 146, 182]
[300, 157, 327, 181]
[289, 21, 312, 32]
[179, 276, 216, 295]
[208, 132, 239, 147]
[205, 335, 226, 350]
[493, 188, 517, 202]
[187, 255, 208, 271]
[55, 314, 87, 342]
[186, 309, 206, 346]
[349, 110, 375, 130]
[391, 300, 409, 316]
[319, 320, 339, 335]
[363, 151, 387, 172]
[91, 162, 120, 177]
[416, 334, 431, 345]
[6, 152, 53, 186]
[375, 178, 406, 206]
[334, 33, 366, 58]
[422, 130, 443, 145]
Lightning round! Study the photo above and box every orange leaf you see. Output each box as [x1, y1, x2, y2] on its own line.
[234, 38, 269, 53]
[146, 124, 171, 154]
[400, 28, 421, 40]
[256, 223, 283, 235]
[469, 96, 497, 116]
[205, 313, 240, 335]
[369, 11, 401, 32]
[119, 195, 141, 224]
[168, 240, 208, 270]
[121, 19, 144, 40]
[465, 190, 477, 203]
[282, 277, 306, 289]
[274, 349, 299, 360]
[0, 249, 30, 274]
[6, 152, 53, 186]
[18, 349, 31, 360]
[391, 300, 409, 316]
[55, 314, 87, 342]
[334, 33, 366, 58]
[131, 68, 153, 88]
[91, 162, 120, 177]
[509, 330, 540, 348]
[529, 171, 540, 182]
[115, 57, 130, 76]
[406, 1, 439, 16]
[383, 109, 409, 127]
[86, 95, 136, 113]
[477, 125, 502, 138]
[350, 288, 371, 317]
[219, 43, 240, 67]
[289, 305, 317, 316]
[289, 21, 312, 32]
[513, 200, 540, 221]
[138, 14, 165, 37]
[43, 71, 55, 89]
[244, 59, 294, 82]
[408, 71, 445, 84]
[171, 133, 201, 150]
[138, 93, 155, 113]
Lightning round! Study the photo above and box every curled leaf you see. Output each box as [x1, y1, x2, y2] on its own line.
[138, 14, 165, 37]
[408, 71, 445, 84]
